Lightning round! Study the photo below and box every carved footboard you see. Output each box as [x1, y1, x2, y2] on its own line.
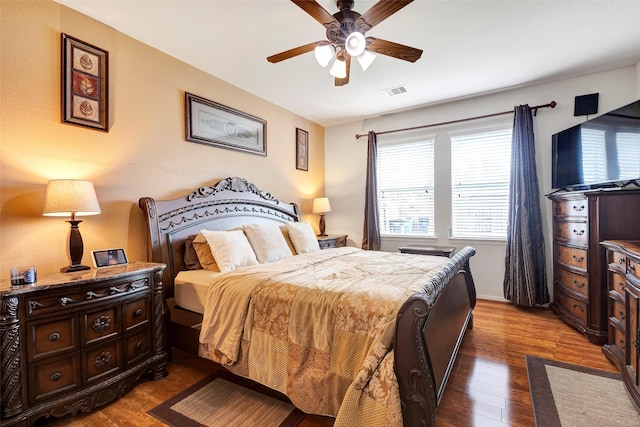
[394, 246, 476, 427]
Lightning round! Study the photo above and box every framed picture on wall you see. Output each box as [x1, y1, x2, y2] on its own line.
[296, 128, 309, 171]
[61, 33, 109, 131]
[185, 92, 267, 155]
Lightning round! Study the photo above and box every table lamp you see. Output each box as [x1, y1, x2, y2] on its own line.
[312, 197, 331, 237]
[43, 179, 101, 272]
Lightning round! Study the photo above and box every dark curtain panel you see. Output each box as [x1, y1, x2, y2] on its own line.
[503, 105, 549, 306]
[362, 131, 380, 250]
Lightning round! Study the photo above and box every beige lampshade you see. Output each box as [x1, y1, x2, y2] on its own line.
[312, 197, 332, 214]
[43, 180, 101, 217]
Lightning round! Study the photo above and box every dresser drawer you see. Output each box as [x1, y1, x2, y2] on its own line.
[125, 329, 151, 367]
[629, 258, 640, 281]
[84, 340, 122, 385]
[609, 271, 627, 296]
[610, 298, 626, 326]
[124, 296, 150, 332]
[29, 353, 81, 404]
[552, 198, 587, 218]
[554, 220, 588, 245]
[554, 244, 588, 270]
[27, 315, 78, 362]
[554, 289, 588, 325]
[555, 267, 588, 298]
[83, 304, 121, 346]
[608, 320, 626, 353]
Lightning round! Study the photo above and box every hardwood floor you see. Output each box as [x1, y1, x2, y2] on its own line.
[40, 299, 617, 426]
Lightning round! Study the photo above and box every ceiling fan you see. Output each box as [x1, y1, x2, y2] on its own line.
[267, 0, 423, 86]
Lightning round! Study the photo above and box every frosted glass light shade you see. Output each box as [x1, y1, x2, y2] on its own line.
[43, 180, 101, 217]
[329, 58, 347, 78]
[345, 32, 366, 57]
[314, 43, 335, 67]
[357, 50, 376, 72]
[312, 197, 332, 214]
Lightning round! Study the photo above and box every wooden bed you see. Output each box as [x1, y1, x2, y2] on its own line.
[139, 176, 476, 426]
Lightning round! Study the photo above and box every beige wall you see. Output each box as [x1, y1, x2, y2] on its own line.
[0, 0, 325, 277]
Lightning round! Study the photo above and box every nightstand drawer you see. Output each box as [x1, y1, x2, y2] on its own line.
[318, 234, 347, 249]
[29, 353, 81, 404]
[125, 329, 151, 367]
[28, 315, 78, 362]
[124, 296, 150, 331]
[84, 340, 122, 385]
[83, 305, 120, 346]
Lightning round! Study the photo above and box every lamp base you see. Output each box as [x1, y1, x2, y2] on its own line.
[61, 264, 91, 273]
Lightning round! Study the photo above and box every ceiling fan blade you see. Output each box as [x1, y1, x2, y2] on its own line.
[292, 0, 340, 29]
[357, 0, 414, 31]
[267, 42, 319, 63]
[366, 37, 423, 63]
[335, 55, 351, 86]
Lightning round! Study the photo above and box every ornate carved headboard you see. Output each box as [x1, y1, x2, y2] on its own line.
[138, 177, 300, 297]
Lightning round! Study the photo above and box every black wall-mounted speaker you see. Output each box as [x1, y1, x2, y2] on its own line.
[574, 93, 599, 116]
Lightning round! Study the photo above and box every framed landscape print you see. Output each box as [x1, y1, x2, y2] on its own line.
[185, 92, 267, 155]
[61, 33, 109, 131]
[296, 128, 308, 171]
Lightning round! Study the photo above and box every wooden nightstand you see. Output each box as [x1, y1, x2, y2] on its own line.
[317, 234, 348, 249]
[398, 245, 456, 258]
[0, 262, 168, 426]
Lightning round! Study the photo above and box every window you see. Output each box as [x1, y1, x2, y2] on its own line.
[451, 128, 512, 239]
[377, 138, 435, 236]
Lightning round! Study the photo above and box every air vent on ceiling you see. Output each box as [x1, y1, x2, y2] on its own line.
[383, 85, 408, 96]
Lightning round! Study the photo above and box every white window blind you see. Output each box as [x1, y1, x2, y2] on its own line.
[377, 139, 435, 236]
[451, 128, 512, 239]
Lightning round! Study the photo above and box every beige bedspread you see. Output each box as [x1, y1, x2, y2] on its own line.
[198, 247, 449, 426]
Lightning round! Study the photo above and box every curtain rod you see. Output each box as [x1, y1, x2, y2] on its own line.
[354, 101, 557, 139]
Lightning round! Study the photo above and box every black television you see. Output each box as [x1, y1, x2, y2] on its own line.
[552, 99, 640, 190]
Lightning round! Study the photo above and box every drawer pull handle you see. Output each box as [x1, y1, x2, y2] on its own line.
[572, 303, 584, 313]
[573, 205, 585, 212]
[573, 229, 585, 236]
[572, 255, 584, 263]
[134, 308, 143, 317]
[619, 282, 626, 292]
[619, 257, 626, 264]
[48, 332, 61, 342]
[621, 339, 626, 350]
[572, 279, 585, 288]
[629, 264, 636, 273]
[620, 311, 625, 320]
[95, 351, 112, 368]
[50, 372, 62, 382]
[135, 341, 144, 350]
[634, 330, 640, 353]
[92, 315, 112, 333]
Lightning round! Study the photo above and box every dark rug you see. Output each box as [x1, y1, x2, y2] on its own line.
[148, 373, 305, 427]
[525, 355, 639, 426]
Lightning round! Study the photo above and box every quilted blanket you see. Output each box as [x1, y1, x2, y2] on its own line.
[198, 247, 449, 426]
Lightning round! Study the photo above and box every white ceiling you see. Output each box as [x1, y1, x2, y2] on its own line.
[55, 0, 640, 127]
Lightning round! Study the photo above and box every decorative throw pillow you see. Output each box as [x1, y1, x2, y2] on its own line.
[243, 223, 293, 263]
[184, 234, 203, 270]
[280, 225, 298, 255]
[192, 233, 219, 272]
[200, 229, 259, 273]
[285, 221, 320, 254]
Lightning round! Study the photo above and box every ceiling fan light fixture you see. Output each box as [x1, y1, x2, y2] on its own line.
[357, 50, 376, 72]
[345, 31, 366, 57]
[314, 42, 335, 67]
[329, 57, 347, 78]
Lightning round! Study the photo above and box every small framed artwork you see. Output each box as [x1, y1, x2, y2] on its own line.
[61, 33, 109, 131]
[91, 248, 128, 268]
[185, 92, 267, 155]
[296, 128, 309, 171]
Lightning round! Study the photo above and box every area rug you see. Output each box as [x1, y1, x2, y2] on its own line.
[525, 355, 639, 426]
[148, 373, 305, 427]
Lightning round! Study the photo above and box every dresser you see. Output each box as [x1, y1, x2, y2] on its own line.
[548, 189, 640, 344]
[601, 240, 640, 410]
[0, 262, 168, 426]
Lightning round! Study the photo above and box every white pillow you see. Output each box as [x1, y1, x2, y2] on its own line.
[285, 221, 320, 254]
[243, 223, 293, 263]
[200, 229, 258, 273]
